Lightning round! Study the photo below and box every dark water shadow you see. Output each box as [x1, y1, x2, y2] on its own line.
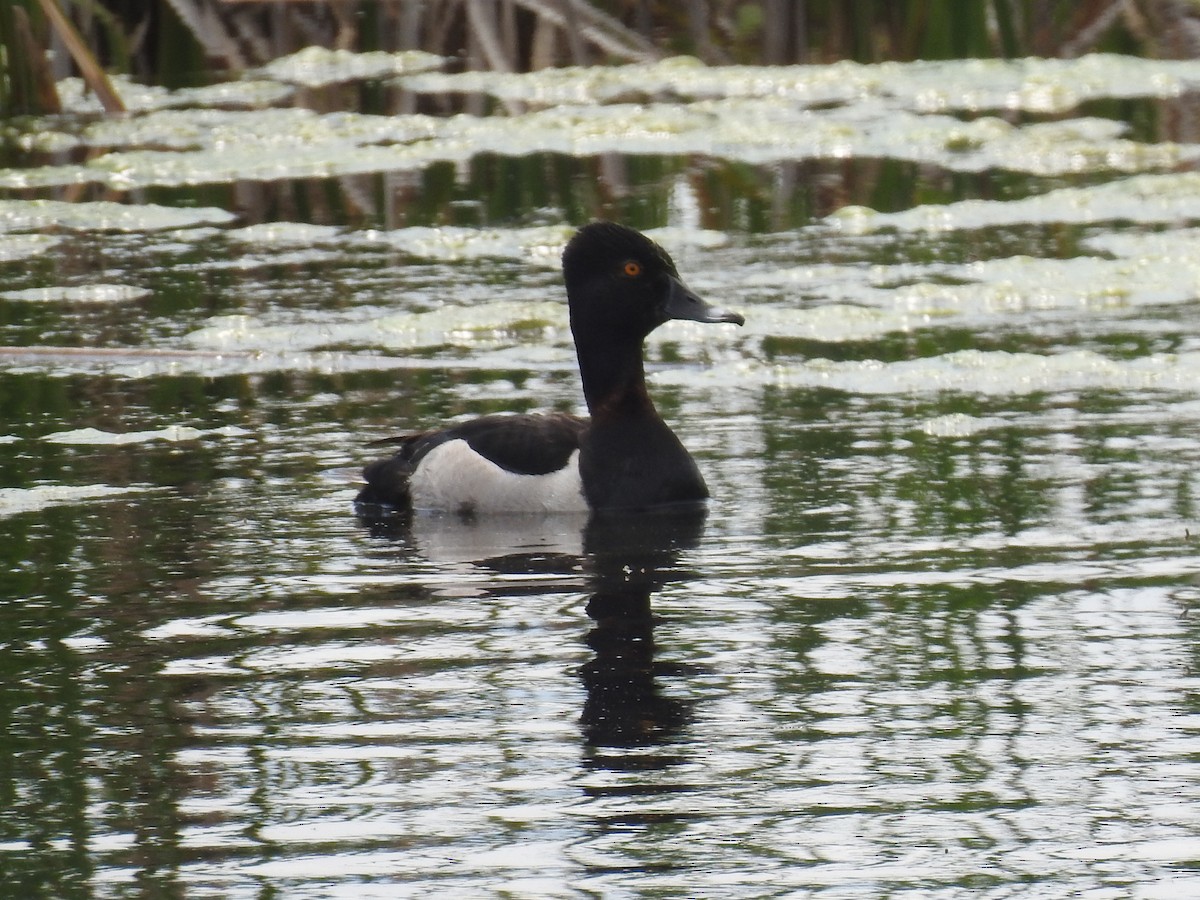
[578, 509, 706, 763]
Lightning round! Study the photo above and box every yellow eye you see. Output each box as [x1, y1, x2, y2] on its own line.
[622, 260, 642, 277]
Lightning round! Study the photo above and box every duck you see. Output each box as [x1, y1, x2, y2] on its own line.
[354, 221, 744, 516]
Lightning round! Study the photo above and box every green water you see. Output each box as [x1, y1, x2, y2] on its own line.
[1, 50, 1200, 897]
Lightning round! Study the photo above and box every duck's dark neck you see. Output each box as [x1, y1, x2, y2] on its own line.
[575, 335, 657, 421]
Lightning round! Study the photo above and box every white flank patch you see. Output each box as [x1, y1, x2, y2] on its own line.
[409, 439, 588, 514]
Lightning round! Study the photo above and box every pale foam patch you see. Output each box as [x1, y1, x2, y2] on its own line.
[54, 75, 173, 114]
[16, 107, 1148, 189]
[6, 60, 1192, 193]
[10, 128, 78, 154]
[0, 346, 569, 379]
[920, 413, 1011, 437]
[43, 425, 249, 445]
[374, 224, 573, 263]
[1084, 227, 1200, 262]
[225, 222, 344, 246]
[0, 234, 60, 262]
[410, 440, 588, 514]
[402, 53, 1200, 113]
[187, 301, 565, 353]
[175, 80, 295, 109]
[1, 284, 151, 303]
[54, 75, 293, 114]
[202, 221, 708, 267]
[830, 171, 1200, 234]
[0, 484, 150, 517]
[373, 223, 723, 265]
[89, 144, 429, 190]
[655, 348, 1200, 396]
[142, 616, 234, 641]
[0, 199, 236, 233]
[196, 247, 344, 271]
[735, 242, 1200, 341]
[255, 46, 445, 87]
[719, 302, 923, 343]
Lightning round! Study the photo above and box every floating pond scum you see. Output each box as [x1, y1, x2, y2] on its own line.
[2, 49, 1200, 899]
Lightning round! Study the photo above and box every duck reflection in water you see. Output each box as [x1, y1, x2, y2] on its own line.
[578, 507, 705, 758]
[358, 505, 707, 762]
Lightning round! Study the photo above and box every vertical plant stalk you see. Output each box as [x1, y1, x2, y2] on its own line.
[10, 6, 64, 113]
[163, 0, 247, 68]
[466, 0, 515, 72]
[35, 0, 126, 113]
[1058, 1, 1125, 57]
[559, 0, 589, 65]
[514, 0, 659, 62]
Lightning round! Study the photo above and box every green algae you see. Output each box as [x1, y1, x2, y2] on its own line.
[8, 99, 1184, 190]
[5, 51, 1200, 401]
[371, 224, 574, 263]
[254, 47, 445, 87]
[42, 425, 249, 444]
[0, 484, 152, 517]
[401, 54, 1200, 113]
[225, 223, 345, 246]
[5, 53, 1197, 193]
[185, 300, 567, 354]
[0, 284, 151, 303]
[652, 348, 1200, 397]
[0, 233, 60, 261]
[0, 199, 236, 232]
[918, 412, 1011, 437]
[830, 172, 1200, 233]
[400, 53, 1200, 114]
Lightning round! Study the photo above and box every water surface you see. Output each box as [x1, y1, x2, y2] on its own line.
[2, 51, 1200, 897]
